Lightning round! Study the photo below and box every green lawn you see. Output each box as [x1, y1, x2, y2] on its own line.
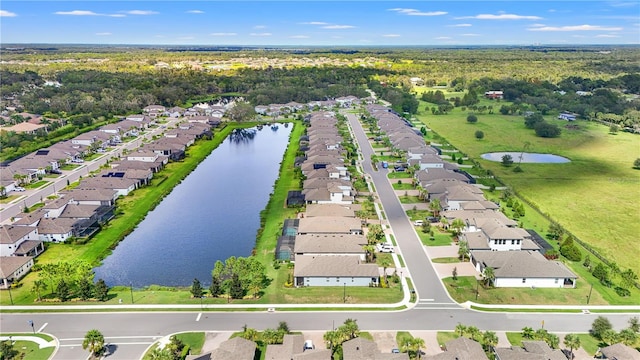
[0, 195, 20, 204]
[392, 182, 415, 190]
[506, 332, 524, 347]
[59, 163, 80, 171]
[25, 180, 49, 189]
[175, 332, 205, 355]
[442, 276, 609, 305]
[0, 334, 55, 360]
[416, 104, 640, 278]
[398, 195, 422, 204]
[417, 229, 453, 246]
[436, 332, 459, 347]
[405, 209, 432, 221]
[388, 172, 412, 179]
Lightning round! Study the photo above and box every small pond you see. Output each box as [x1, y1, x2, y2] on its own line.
[481, 152, 570, 163]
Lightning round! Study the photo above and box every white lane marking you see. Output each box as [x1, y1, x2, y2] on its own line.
[60, 336, 160, 341]
[412, 307, 463, 310]
[419, 298, 435, 302]
[196, 313, 202, 322]
[37, 323, 48, 332]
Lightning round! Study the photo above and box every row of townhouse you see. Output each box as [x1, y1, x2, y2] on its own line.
[0, 116, 215, 288]
[254, 96, 376, 117]
[366, 104, 577, 289]
[278, 111, 381, 288]
[143, 103, 227, 121]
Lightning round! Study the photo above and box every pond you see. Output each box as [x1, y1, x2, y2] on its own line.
[481, 152, 570, 163]
[93, 125, 292, 287]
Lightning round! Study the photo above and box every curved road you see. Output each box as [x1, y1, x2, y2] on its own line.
[1, 114, 636, 359]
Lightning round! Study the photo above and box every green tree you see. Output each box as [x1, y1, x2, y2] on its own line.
[458, 240, 469, 261]
[628, 317, 640, 333]
[563, 334, 581, 360]
[342, 318, 360, 340]
[262, 328, 283, 345]
[402, 337, 426, 359]
[474, 130, 484, 140]
[482, 267, 495, 287]
[482, 331, 498, 352]
[94, 279, 109, 301]
[227, 101, 256, 122]
[618, 328, 637, 346]
[190, 278, 203, 298]
[165, 335, 185, 359]
[56, 278, 71, 302]
[466, 114, 478, 123]
[363, 244, 376, 263]
[521, 327, 535, 339]
[229, 273, 244, 299]
[501, 154, 514, 167]
[148, 348, 173, 360]
[31, 279, 46, 302]
[0, 340, 19, 360]
[634, 158, 640, 169]
[621, 269, 638, 289]
[591, 316, 613, 340]
[78, 277, 94, 300]
[524, 113, 544, 129]
[379, 256, 392, 284]
[240, 327, 259, 341]
[601, 329, 618, 345]
[534, 121, 561, 138]
[429, 198, 442, 217]
[455, 323, 467, 337]
[278, 321, 290, 334]
[82, 329, 105, 357]
[466, 326, 481, 341]
[592, 263, 609, 283]
[209, 275, 222, 297]
[366, 224, 384, 244]
[548, 222, 564, 240]
[323, 330, 343, 355]
[450, 218, 465, 238]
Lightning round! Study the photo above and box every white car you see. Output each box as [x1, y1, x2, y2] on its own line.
[377, 243, 394, 253]
[14, 187, 26, 192]
[303, 340, 315, 350]
[413, 220, 424, 226]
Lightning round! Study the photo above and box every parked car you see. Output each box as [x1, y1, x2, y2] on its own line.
[427, 217, 439, 223]
[413, 220, 424, 226]
[303, 340, 315, 350]
[392, 348, 400, 353]
[14, 187, 26, 192]
[377, 243, 394, 253]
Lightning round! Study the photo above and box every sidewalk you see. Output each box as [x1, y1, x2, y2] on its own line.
[0, 336, 56, 349]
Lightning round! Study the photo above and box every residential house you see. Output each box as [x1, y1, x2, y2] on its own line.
[424, 336, 488, 360]
[143, 138, 186, 161]
[63, 188, 119, 206]
[0, 225, 41, 257]
[297, 217, 362, 235]
[41, 197, 71, 218]
[597, 343, 640, 360]
[494, 340, 566, 360]
[294, 234, 367, 261]
[143, 105, 166, 113]
[77, 176, 139, 197]
[304, 203, 359, 218]
[186, 337, 256, 360]
[0, 122, 46, 134]
[484, 91, 504, 99]
[558, 112, 577, 121]
[342, 337, 408, 360]
[264, 334, 331, 360]
[111, 159, 165, 173]
[294, 255, 379, 287]
[37, 218, 77, 243]
[126, 150, 167, 163]
[0, 256, 35, 289]
[470, 250, 577, 288]
[71, 130, 112, 147]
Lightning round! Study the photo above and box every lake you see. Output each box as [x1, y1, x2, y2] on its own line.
[93, 124, 292, 287]
[481, 152, 570, 163]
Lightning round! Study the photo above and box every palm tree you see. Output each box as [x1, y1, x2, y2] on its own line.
[618, 328, 637, 346]
[482, 267, 495, 287]
[429, 198, 442, 218]
[362, 244, 376, 263]
[458, 240, 469, 261]
[379, 257, 392, 284]
[455, 323, 467, 337]
[82, 329, 105, 357]
[563, 334, 581, 360]
[324, 330, 342, 354]
[601, 329, 618, 345]
[629, 317, 640, 333]
[451, 218, 465, 238]
[148, 347, 173, 360]
[521, 327, 535, 339]
[262, 328, 283, 345]
[31, 279, 46, 301]
[342, 318, 360, 340]
[240, 327, 259, 341]
[412, 337, 426, 359]
[466, 326, 481, 341]
[482, 331, 499, 353]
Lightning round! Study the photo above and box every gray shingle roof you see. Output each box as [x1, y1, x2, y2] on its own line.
[294, 255, 379, 277]
[294, 234, 366, 255]
[471, 251, 577, 279]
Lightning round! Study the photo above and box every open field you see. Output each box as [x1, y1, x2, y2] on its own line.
[415, 102, 640, 277]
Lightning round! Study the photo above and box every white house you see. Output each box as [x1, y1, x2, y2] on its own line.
[127, 151, 160, 163]
[0, 256, 35, 289]
[0, 225, 39, 257]
[293, 234, 367, 261]
[37, 218, 76, 243]
[294, 255, 379, 287]
[471, 250, 577, 288]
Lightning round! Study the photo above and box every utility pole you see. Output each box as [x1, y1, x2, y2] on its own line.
[587, 284, 593, 305]
[130, 283, 134, 304]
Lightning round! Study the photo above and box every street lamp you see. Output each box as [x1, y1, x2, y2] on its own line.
[130, 283, 134, 304]
[8, 285, 14, 305]
[28, 320, 35, 334]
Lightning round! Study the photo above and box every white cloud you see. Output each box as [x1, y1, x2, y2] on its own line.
[388, 8, 447, 16]
[0, 10, 17, 17]
[530, 23, 546, 28]
[290, 35, 310, 39]
[254, 25, 267, 29]
[608, 1, 639, 7]
[458, 13, 542, 20]
[322, 25, 355, 29]
[55, 10, 125, 17]
[461, 33, 480, 37]
[449, 23, 472, 27]
[300, 21, 328, 25]
[186, 10, 204, 14]
[382, 34, 401, 37]
[435, 36, 452, 40]
[528, 24, 623, 31]
[210, 32, 237, 36]
[123, 10, 158, 15]
[595, 34, 620, 37]
[250, 32, 272, 36]
[95, 32, 112, 36]
[55, 10, 100, 16]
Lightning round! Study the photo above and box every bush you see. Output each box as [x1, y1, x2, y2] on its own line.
[560, 244, 582, 262]
[614, 286, 631, 297]
[466, 114, 478, 123]
[534, 121, 561, 138]
[591, 316, 613, 339]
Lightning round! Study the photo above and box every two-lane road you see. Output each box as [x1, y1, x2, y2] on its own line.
[345, 112, 455, 307]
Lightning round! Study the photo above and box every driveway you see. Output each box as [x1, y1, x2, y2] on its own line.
[370, 331, 400, 353]
[409, 331, 442, 356]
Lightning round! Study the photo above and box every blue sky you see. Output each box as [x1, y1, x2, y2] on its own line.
[1, 1, 639, 45]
